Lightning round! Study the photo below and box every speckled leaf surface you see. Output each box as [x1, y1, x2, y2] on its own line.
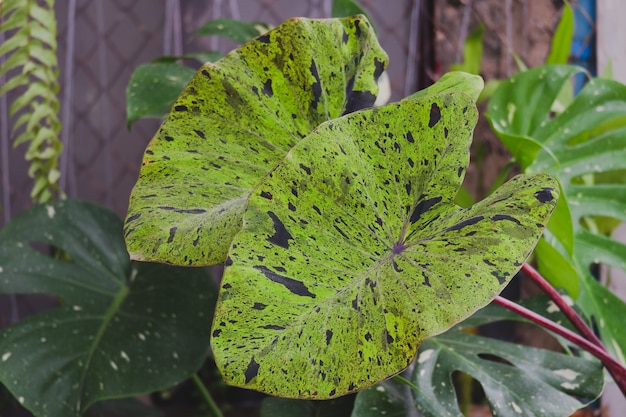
[412, 303, 604, 417]
[212, 93, 559, 399]
[124, 16, 387, 266]
[0, 200, 216, 417]
[486, 64, 626, 366]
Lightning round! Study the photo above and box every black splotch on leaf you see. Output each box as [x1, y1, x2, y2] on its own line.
[535, 188, 554, 203]
[244, 356, 260, 383]
[267, 211, 293, 249]
[158, 206, 207, 214]
[428, 102, 441, 128]
[310, 60, 322, 109]
[445, 216, 484, 232]
[167, 227, 177, 243]
[492, 214, 522, 226]
[326, 330, 333, 345]
[253, 265, 315, 298]
[410, 196, 442, 224]
[262, 79, 273, 97]
[299, 163, 312, 175]
[343, 91, 377, 115]
[174, 105, 188, 112]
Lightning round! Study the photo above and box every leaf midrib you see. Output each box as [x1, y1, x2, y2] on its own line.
[76, 281, 130, 413]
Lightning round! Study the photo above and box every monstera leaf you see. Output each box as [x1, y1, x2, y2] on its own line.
[124, 16, 387, 266]
[211, 91, 559, 399]
[0, 200, 216, 417]
[412, 303, 604, 417]
[487, 64, 626, 364]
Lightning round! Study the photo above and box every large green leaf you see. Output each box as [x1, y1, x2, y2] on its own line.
[411, 303, 604, 417]
[211, 92, 558, 399]
[0, 200, 216, 417]
[124, 16, 387, 266]
[486, 64, 626, 363]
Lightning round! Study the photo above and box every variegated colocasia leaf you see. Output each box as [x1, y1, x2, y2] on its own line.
[124, 16, 387, 266]
[212, 92, 558, 399]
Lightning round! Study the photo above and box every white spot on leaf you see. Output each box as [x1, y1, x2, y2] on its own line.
[110, 360, 118, 371]
[553, 369, 580, 380]
[546, 301, 559, 313]
[19, 396, 24, 404]
[561, 382, 579, 389]
[2, 352, 11, 362]
[121, 351, 130, 362]
[418, 349, 434, 363]
[72, 305, 82, 311]
[511, 402, 522, 413]
[46, 205, 55, 219]
[375, 385, 386, 392]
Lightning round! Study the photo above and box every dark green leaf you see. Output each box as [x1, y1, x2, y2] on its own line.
[332, 0, 372, 24]
[194, 18, 270, 44]
[124, 16, 388, 265]
[412, 303, 604, 417]
[260, 396, 354, 417]
[352, 379, 420, 417]
[151, 51, 224, 64]
[126, 62, 196, 127]
[87, 397, 165, 417]
[212, 93, 558, 399]
[0, 200, 217, 417]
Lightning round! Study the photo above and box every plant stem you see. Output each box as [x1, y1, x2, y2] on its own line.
[521, 263, 605, 349]
[192, 373, 223, 417]
[493, 296, 626, 397]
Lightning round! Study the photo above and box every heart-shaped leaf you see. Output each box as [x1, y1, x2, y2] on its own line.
[486, 64, 626, 363]
[211, 92, 558, 399]
[124, 16, 388, 266]
[0, 200, 216, 417]
[411, 303, 604, 417]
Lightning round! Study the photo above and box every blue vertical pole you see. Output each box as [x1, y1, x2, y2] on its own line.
[571, 0, 596, 92]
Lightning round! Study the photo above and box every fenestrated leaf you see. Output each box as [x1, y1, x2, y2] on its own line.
[413, 337, 601, 417]
[411, 303, 604, 417]
[211, 92, 558, 399]
[124, 16, 387, 266]
[486, 64, 626, 363]
[0, 200, 217, 417]
[125, 62, 196, 128]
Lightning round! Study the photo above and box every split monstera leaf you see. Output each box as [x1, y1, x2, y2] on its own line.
[125, 17, 558, 398]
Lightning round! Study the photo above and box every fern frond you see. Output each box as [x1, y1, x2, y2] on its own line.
[0, 0, 64, 204]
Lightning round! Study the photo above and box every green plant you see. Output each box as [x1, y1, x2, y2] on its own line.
[0, 0, 63, 203]
[1, 8, 625, 417]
